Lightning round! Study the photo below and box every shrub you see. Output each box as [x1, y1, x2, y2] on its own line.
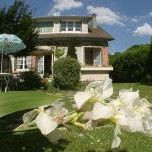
[144, 38, 152, 83]
[53, 57, 81, 90]
[110, 44, 150, 82]
[19, 70, 43, 90]
[42, 78, 57, 93]
[54, 48, 65, 59]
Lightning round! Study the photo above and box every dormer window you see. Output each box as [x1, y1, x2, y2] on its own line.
[36, 21, 54, 33]
[75, 22, 81, 31]
[60, 21, 82, 32]
[61, 22, 66, 31]
[68, 22, 73, 31]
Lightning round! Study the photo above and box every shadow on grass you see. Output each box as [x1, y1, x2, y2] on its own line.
[0, 109, 31, 131]
[0, 130, 69, 152]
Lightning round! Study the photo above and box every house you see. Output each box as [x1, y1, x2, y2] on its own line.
[11, 14, 114, 81]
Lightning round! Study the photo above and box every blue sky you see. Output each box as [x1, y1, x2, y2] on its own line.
[1, 0, 152, 53]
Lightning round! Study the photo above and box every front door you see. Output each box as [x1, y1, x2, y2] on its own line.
[44, 55, 52, 77]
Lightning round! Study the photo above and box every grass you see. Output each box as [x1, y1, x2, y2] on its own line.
[0, 91, 59, 118]
[0, 83, 152, 152]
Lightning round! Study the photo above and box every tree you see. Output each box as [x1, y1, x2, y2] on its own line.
[0, 0, 38, 55]
[110, 44, 149, 82]
[67, 39, 78, 59]
[144, 37, 152, 82]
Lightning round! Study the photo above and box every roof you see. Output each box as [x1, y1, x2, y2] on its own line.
[38, 27, 114, 41]
[34, 15, 92, 22]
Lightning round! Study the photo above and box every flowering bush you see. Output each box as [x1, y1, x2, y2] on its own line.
[17, 78, 152, 149]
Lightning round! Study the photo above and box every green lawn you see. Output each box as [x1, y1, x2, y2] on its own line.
[0, 91, 59, 117]
[0, 83, 152, 152]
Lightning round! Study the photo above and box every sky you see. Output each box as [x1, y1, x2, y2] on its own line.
[0, 0, 152, 53]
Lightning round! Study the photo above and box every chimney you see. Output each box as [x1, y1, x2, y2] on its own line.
[92, 13, 97, 29]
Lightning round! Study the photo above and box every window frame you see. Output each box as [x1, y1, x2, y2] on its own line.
[60, 21, 82, 32]
[60, 21, 66, 32]
[16, 56, 31, 72]
[83, 47, 102, 67]
[75, 22, 82, 32]
[36, 21, 54, 33]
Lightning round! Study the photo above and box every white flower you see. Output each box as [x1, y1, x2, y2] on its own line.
[118, 88, 139, 107]
[92, 102, 114, 120]
[74, 92, 93, 110]
[74, 78, 113, 110]
[85, 78, 113, 99]
[114, 109, 144, 132]
[111, 125, 121, 149]
[35, 112, 57, 135]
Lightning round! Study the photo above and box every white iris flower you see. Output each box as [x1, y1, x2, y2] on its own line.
[74, 78, 113, 111]
[35, 107, 58, 135]
[91, 88, 152, 148]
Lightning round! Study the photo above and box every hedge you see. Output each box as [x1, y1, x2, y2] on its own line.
[110, 44, 150, 82]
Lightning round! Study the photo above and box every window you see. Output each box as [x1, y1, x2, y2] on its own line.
[93, 49, 101, 66]
[61, 22, 66, 31]
[16, 56, 31, 71]
[75, 22, 82, 31]
[84, 48, 101, 66]
[68, 22, 73, 31]
[60, 21, 82, 32]
[36, 22, 53, 33]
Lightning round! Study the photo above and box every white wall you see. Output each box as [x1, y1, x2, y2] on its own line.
[53, 21, 60, 33]
[81, 70, 109, 81]
[82, 21, 88, 33]
[75, 47, 83, 65]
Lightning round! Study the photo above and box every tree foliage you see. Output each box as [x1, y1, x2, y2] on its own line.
[144, 37, 152, 82]
[67, 39, 78, 59]
[0, 0, 38, 55]
[110, 44, 150, 82]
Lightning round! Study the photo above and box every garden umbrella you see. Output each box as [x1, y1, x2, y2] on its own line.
[0, 34, 26, 73]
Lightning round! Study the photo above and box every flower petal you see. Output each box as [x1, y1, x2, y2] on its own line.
[85, 78, 113, 99]
[74, 92, 92, 110]
[102, 78, 113, 99]
[119, 89, 139, 107]
[35, 112, 57, 135]
[111, 125, 121, 149]
[85, 81, 104, 95]
[111, 136, 121, 149]
[92, 102, 114, 120]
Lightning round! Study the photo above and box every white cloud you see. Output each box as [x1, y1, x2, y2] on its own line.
[130, 18, 139, 23]
[149, 11, 152, 17]
[48, 0, 83, 16]
[87, 5, 124, 26]
[133, 23, 152, 36]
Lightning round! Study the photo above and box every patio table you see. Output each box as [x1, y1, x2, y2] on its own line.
[0, 73, 14, 92]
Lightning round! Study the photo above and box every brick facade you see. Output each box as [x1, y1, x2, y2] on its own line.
[101, 47, 109, 66]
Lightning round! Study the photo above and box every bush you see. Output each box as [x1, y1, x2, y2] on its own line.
[19, 70, 43, 90]
[54, 48, 65, 59]
[53, 57, 81, 90]
[110, 44, 150, 82]
[42, 78, 57, 93]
